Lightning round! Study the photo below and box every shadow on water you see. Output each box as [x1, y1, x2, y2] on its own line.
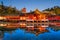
[0, 27, 60, 40]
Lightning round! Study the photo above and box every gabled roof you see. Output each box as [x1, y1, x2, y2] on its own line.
[34, 9, 43, 14]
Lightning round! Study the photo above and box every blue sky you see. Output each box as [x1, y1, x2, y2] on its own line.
[0, 0, 60, 12]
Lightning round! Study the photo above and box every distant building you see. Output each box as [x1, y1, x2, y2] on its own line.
[48, 15, 60, 27]
[21, 8, 26, 13]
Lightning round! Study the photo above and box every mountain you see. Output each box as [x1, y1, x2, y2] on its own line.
[43, 6, 60, 15]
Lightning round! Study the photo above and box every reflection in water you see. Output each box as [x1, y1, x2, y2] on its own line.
[0, 28, 59, 40]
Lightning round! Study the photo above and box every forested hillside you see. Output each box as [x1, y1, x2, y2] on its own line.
[0, 2, 19, 16]
[43, 6, 60, 15]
